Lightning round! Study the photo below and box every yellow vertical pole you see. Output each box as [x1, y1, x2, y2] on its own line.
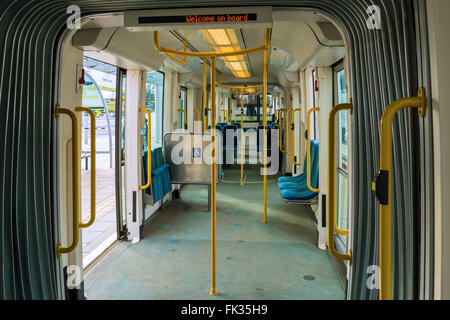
[209, 56, 218, 296]
[229, 89, 233, 124]
[374, 88, 426, 300]
[203, 58, 208, 133]
[240, 88, 244, 186]
[262, 28, 270, 224]
[76, 107, 96, 228]
[306, 107, 320, 193]
[56, 105, 81, 258]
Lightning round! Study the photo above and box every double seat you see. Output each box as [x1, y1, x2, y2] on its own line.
[278, 140, 319, 202]
[142, 147, 172, 203]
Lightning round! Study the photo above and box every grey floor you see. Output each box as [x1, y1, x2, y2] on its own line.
[85, 167, 345, 300]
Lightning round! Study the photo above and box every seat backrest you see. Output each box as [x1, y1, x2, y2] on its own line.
[232, 122, 241, 129]
[310, 140, 320, 189]
[153, 147, 164, 168]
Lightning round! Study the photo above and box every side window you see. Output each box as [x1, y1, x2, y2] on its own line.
[145, 71, 164, 148]
[333, 61, 349, 249]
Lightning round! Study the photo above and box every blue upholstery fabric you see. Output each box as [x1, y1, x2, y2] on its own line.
[278, 140, 315, 185]
[279, 140, 320, 201]
[279, 141, 319, 189]
[143, 147, 172, 202]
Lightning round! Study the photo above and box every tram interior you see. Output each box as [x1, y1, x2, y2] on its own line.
[59, 9, 351, 299]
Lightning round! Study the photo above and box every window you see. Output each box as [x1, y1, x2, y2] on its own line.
[310, 69, 319, 141]
[144, 71, 164, 148]
[334, 62, 349, 249]
[179, 87, 187, 129]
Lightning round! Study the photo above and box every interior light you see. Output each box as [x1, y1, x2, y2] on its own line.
[201, 29, 251, 78]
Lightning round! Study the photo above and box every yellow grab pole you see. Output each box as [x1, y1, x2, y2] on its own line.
[76, 107, 96, 229]
[327, 103, 353, 263]
[306, 107, 320, 193]
[209, 56, 219, 296]
[229, 89, 233, 124]
[290, 108, 302, 166]
[373, 88, 426, 300]
[262, 28, 270, 224]
[286, 109, 294, 157]
[203, 58, 208, 132]
[278, 109, 287, 153]
[56, 104, 81, 258]
[138, 108, 152, 190]
[221, 109, 227, 122]
[240, 88, 244, 186]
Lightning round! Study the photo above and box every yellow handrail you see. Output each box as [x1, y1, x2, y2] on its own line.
[278, 109, 287, 153]
[327, 103, 353, 264]
[209, 56, 218, 296]
[154, 27, 272, 296]
[177, 108, 187, 130]
[203, 58, 208, 133]
[139, 108, 151, 190]
[373, 87, 426, 300]
[221, 109, 227, 122]
[76, 107, 96, 229]
[306, 107, 320, 193]
[56, 104, 81, 258]
[193, 108, 202, 132]
[289, 108, 302, 166]
[240, 88, 244, 186]
[285, 109, 294, 156]
[228, 89, 233, 124]
[262, 27, 270, 224]
[154, 31, 268, 58]
[329, 103, 352, 237]
[164, 40, 188, 65]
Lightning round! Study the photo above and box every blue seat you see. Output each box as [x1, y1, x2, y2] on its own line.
[279, 140, 319, 189]
[280, 141, 320, 201]
[142, 147, 172, 203]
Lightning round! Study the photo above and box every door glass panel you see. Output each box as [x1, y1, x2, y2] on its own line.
[336, 68, 349, 247]
[81, 57, 118, 268]
[179, 88, 186, 130]
[144, 71, 164, 148]
[119, 72, 126, 230]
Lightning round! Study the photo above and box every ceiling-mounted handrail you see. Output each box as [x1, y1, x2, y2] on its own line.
[56, 104, 81, 259]
[164, 40, 188, 65]
[328, 103, 353, 264]
[372, 88, 426, 300]
[76, 107, 96, 229]
[154, 31, 268, 58]
[306, 107, 320, 193]
[139, 108, 152, 190]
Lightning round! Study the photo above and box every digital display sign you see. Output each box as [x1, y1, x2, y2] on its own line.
[138, 13, 257, 24]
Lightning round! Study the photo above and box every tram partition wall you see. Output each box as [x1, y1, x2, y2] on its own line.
[0, 0, 435, 300]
